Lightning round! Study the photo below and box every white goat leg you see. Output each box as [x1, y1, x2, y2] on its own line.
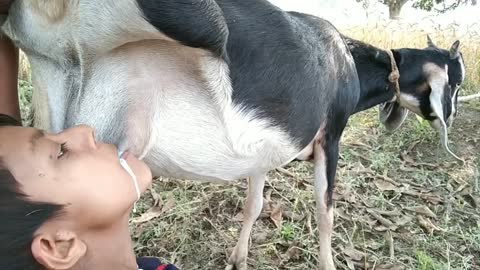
[314, 144, 335, 270]
[226, 174, 266, 270]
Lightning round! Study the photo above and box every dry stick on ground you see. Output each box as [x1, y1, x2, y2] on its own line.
[458, 92, 480, 102]
[276, 167, 297, 178]
[385, 230, 395, 260]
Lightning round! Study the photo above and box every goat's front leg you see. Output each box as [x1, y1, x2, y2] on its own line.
[226, 174, 266, 270]
[314, 140, 337, 270]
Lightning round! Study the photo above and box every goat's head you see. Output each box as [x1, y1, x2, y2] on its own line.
[380, 36, 466, 161]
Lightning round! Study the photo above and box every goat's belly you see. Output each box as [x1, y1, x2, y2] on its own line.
[132, 96, 301, 182]
[79, 40, 302, 181]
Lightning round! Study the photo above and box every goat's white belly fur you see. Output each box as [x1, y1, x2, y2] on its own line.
[76, 40, 301, 182]
[144, 93, 299, 182]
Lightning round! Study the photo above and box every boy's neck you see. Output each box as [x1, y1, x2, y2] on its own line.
[73, 214, 138, 270]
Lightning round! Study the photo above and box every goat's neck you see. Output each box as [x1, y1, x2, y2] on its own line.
[351, 49, 397, 114]
[353, 75, 396, 114]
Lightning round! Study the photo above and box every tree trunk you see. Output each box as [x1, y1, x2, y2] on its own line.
[388, 0, 409, 20]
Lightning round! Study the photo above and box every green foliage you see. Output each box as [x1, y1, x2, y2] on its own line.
[18, 79, 33, 126]
[357, 0, 477, 16]
[280, 222, 296, 242]
[412, 0, 439, 11]
[413, 0, 477, 12]
[415, 250, 446, 270]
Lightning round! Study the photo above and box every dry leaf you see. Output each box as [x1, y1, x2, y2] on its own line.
[233, 212, 244, 222]
[415, 162, 439, 168]
[353, 260, 373, 269]
[395, 215, 413, 227]
[375, 225, 389, 232]
[276, 167, 297, 178]
[375, 209, 401, 217]
[401, 152, 438, 168]
[334, 190, 357, 203]
[252, 231, 269, 244]
[374, 180, 397, 191]
[270, 204, 283, 228]
[283, 211, 305, 221]
[446, 182, 454, 193]
[376, 264, 405, 270]
[416, 215, 444, 234]
[162, 197, 176, 213]
[335, 207, 351, 221]
[367, 209, 397, 230]
[131, 206, 163, 224]
[283, 244, 302, 261]
[454, 183, 470, 195]
[306, 213, 314, 236]
[463, 194, 478, 208]
[385, 230, 394, 259]
[150, 188, 162, 207]
[345, 258, 355, 270]
[404, 205, 437, 219]
[347, 141, 372, 149]
[401, 152, 416, 164]
[407, 140, 421, 152]
[265, 189, 273, 203]
[344, 191, 358, 204]
[343, 246, 364, 261]
[332, 191, 343, 201]
[401, 190, 442, 204]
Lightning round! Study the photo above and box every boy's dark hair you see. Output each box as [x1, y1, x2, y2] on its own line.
[0, 115, 62, 270]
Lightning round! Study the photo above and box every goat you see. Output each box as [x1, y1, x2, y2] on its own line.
[1, 1, 465, 269]
[344, 35, 465, 160]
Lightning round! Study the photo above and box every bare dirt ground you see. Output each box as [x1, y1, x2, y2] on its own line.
[130, 101, 480, 270]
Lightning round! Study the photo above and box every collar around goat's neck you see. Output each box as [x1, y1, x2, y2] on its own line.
[386, 49, 401, 101]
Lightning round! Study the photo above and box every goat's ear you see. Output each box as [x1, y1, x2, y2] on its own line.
[449, 40, 460, 59]
[427, 35, 437, 48]
[378, 101, 409, 131]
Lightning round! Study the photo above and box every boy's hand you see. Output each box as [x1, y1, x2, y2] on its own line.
[0, 0, 19, 121]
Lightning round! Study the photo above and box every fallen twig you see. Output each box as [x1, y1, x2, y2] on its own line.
[367, 209, 396, 229]
[458, 93, 480, 102]
[276, 167, 297, 178]
[385, 230, 395, 260]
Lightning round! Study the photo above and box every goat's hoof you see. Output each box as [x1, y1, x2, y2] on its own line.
[317, 262, 336, 270]
[225, 262, 247, 270]
[226, 251, 248, 270]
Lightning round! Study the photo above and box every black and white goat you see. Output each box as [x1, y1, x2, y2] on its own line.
[345, 35, 465, 160]
[1, 0, 465, 269]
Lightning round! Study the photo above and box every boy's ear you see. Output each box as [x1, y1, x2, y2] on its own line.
[31, 230, 86, 270]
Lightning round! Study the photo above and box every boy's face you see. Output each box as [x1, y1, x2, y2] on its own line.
[0, 125, 152, 229]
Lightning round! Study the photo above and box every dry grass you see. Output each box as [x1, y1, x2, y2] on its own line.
[16, 22, 480, 270]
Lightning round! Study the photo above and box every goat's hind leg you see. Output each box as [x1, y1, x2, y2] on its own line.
[313, 138, 338, 270]
[226, 173, 266, 270]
